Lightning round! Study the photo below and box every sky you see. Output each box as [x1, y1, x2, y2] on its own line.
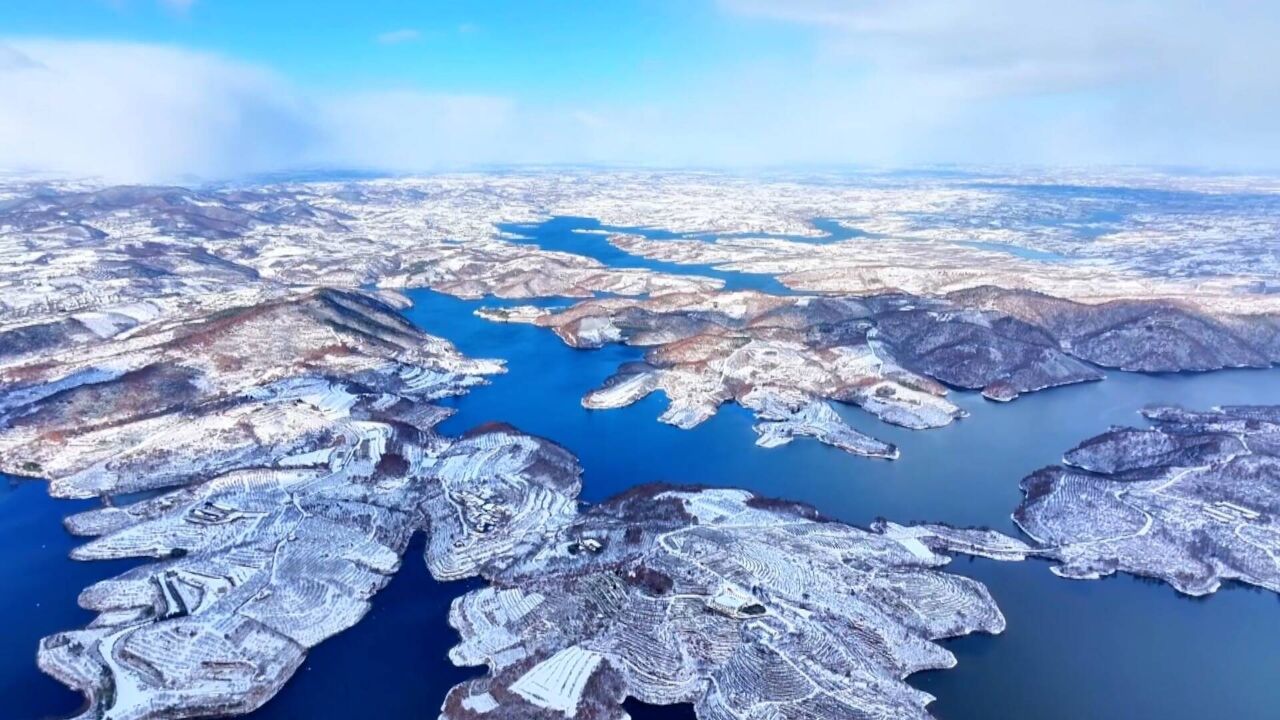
[0, 0, 1278, 182]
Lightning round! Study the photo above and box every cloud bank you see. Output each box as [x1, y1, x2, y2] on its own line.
[2, 1, 1279, 184]
[0, 40, 540, 182]
[719, 0, 1280, 166]
[0, 41, 309, 181]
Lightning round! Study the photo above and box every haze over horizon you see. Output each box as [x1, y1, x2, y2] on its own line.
[2, 0, 1278, 182]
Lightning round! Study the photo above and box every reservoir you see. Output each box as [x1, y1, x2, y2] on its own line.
[5, 219, 1280, 719]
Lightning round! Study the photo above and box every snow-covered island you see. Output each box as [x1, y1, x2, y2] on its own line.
[1015, 405, 1280, 596]
[479, 288, 1280, 455]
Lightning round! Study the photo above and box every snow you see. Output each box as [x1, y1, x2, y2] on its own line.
[509, 646, 604, 717]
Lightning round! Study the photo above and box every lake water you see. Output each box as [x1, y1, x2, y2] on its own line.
[5, 218, 1280, 719]
[506, 214, 1070, 271]
[498, 217, 797, 294]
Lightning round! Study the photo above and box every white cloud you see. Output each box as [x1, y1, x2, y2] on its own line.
[721, 0, 1274, 91]
[0, 39, 591, 182]
[716, 0, 1280, 167]
[375, 28, 421, 45]
[0, 40, 311, 182]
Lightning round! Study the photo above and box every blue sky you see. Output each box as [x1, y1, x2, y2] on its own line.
[0, 1, 795, 100]
[1, 1, 1277, 180]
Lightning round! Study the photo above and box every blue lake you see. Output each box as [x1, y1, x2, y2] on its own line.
[5, 218, 1280, 719]
[506, 214, 1071, 270]
[498, 216, 797, 294]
